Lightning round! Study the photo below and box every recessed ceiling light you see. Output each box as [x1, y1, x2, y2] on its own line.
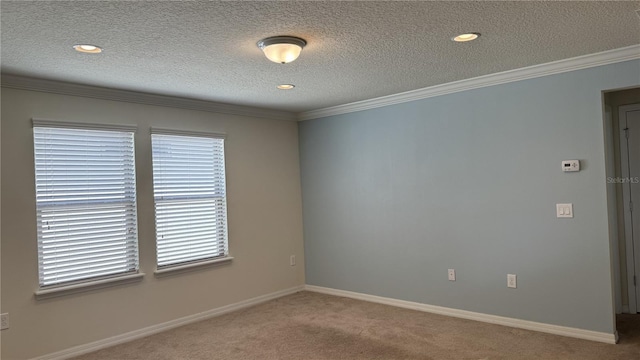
[277, 84, 295, 90]
[452, 33, 480, 42]
[73, 44, 103, 54]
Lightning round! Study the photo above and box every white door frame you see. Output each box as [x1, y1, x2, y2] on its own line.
[619, 103, 640, 314]
[605, 105, 623, 314]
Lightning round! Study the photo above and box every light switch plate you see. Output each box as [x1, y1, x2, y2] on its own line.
[556, 203, 573, 218]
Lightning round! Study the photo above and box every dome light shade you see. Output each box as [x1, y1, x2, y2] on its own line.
[257, 36, 307, 64]
[73, 44, 103, 53]
[452, 33, 481, 42]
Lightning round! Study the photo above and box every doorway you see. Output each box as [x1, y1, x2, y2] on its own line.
[620, 103, 640, 313]
[605, 87, 640, 315]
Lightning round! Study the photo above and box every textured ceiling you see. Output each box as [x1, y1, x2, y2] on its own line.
[1, 1, 639, 113]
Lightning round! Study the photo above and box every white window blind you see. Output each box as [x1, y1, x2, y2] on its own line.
[151, 133, 228, 268]
[33, 125, 139, 288]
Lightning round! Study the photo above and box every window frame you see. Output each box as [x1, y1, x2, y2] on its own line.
[32, 119, 143, 298]
[150, 128, 231, 274]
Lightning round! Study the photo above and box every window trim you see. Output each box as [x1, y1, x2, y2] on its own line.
[35, 273, 145, 300]
[32, 118, 138, 132]
[150, 127, 225, 139]
[154, 256, 233, 276]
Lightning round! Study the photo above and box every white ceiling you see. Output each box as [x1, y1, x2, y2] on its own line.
[2, 1, 639, 114]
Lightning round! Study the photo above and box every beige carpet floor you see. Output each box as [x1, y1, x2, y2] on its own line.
[73, 291, 640, 360]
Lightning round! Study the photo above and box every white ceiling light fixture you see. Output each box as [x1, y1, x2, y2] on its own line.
[452, 33, 481, 42]
[277, 84, 295, 90]
[257, 36, 307, 64]
[73, 44, 103, 53]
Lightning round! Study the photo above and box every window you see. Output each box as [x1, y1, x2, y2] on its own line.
[33, 122, 139, 288]
[151, 131, 229, 269]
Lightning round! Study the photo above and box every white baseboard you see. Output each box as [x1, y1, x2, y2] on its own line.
[32, 285, 305, 360]
[304, 285, 618, 344]
[622, 305, 630, 314]
[31, 283, 617, 359]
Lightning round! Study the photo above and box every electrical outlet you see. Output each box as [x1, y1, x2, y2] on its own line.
[1, 313, 9, 330]
[290, 255, 296, 266]
[448, 269, 456, 281]
[507, 274, 517, 288]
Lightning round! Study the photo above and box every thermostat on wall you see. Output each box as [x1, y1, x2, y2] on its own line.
[562, 160, 580, 172]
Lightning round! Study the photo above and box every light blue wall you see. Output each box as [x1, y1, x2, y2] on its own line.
[299, 60, 640, 333]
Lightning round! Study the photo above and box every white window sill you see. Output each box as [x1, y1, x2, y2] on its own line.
[154, 256, 234, 276]
[35, 273, 145, 300]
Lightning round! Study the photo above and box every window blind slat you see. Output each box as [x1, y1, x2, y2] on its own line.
[152, 134, 229, 268]
[155, 227, 226, 237]
[155, 217, 222, 228]
[158, 238, 227, 249]
[42, 253, 138, 269]
[158, 232, 228, 248]
[41, 266, 137, 284]
[160, 253, 225, 264]
[158, 242, 225, 254]
[40, 222, 134, 234]
[34, 126, 139, 288]
[41, 243, 134, 256]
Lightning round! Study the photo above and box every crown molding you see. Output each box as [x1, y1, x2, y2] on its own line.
[4, 45, 638, 122]
[298, 44, 640, 121]
[0, 74, 297, 121]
